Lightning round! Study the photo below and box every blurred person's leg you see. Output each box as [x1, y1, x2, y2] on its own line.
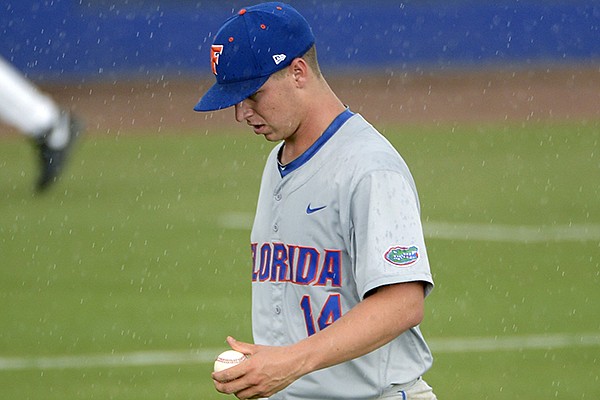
[0, 56, 82, 191]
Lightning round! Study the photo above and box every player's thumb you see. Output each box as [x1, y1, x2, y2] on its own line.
[226, 336, 254, 355]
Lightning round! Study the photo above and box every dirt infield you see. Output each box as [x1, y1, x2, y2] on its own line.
[3, 65, 600, 135]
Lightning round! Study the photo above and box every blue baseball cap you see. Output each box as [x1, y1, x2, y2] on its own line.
[194, 2, 315, 112]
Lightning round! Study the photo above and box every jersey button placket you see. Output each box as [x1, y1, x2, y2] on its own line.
[270, 186, 285, 344]
[272, 189, 282, 233]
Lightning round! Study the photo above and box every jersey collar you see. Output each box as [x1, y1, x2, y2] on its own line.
[277, 108, 354, 177]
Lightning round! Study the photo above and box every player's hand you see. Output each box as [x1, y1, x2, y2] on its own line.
[212, 336, 305, 399]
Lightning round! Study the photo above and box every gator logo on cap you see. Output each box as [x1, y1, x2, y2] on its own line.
[384, 245, 419, 267]
[211, 44, 224, 75]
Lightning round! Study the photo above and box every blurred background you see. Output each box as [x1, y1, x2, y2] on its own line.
[2, 0, 599, 133]
[3, 0, 599, 78]
[1, 1, 599, 399]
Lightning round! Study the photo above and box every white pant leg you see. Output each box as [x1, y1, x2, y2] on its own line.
[379, 378, 437, 400]
[0, 56, 59, 136]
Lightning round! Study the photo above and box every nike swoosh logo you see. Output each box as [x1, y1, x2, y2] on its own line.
[306, 203, 327, 214]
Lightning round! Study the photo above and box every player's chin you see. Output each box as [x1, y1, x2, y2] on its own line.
[257, 129, 281, 142]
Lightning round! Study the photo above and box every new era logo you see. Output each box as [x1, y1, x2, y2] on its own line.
[272, 54, 286, 65]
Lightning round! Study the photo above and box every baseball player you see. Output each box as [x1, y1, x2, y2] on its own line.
[0, 56, 82, 191]
[195, 3, 437, 399]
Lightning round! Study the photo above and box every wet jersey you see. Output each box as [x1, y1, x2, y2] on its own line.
[250, 110, 434, 400]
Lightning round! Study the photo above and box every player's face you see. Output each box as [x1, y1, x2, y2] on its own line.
[234, 72, 301, 142]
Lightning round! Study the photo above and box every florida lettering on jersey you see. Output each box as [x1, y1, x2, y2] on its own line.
[251, 242, 342, 287]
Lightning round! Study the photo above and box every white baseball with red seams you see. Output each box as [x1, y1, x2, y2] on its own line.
[213, 350, 247, 372]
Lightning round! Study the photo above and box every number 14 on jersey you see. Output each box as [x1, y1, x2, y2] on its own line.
[300, 294, 342, 336]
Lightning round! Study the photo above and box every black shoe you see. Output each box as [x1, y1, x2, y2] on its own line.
[35, 111, 84, 192]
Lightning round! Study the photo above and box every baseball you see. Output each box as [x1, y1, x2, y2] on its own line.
[214, 350, 247, 372]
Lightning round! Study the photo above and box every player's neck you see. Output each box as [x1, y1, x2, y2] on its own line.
[280, 94, 345, 165]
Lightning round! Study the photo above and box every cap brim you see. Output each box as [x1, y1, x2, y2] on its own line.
[194, 75, 270, 112]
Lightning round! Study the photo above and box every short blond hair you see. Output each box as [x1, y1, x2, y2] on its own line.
[301, 45, 322, 78]
[272, 45, 322, 79]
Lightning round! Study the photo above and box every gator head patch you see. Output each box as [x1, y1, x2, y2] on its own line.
[384, 245, 419, 267]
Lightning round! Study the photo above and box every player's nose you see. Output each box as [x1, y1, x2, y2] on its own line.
[234, 101, 252, 122]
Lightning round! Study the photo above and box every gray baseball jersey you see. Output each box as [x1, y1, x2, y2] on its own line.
[250, 110, 434, 400]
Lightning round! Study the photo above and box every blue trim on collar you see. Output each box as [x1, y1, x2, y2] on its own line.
[278, 109, 354, 177]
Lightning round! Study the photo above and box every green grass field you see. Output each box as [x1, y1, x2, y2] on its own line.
[1, 120, 599, 399]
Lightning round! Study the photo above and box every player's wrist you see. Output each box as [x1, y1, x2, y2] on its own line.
[286, 341, 321, 378]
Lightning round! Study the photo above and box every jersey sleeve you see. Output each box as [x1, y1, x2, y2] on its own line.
[349, 169, 434, 299]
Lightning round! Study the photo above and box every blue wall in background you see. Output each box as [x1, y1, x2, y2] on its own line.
[1, 0, 599, 82]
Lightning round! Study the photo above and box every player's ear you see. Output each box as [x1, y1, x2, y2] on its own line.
[290, 58, 309, 87]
